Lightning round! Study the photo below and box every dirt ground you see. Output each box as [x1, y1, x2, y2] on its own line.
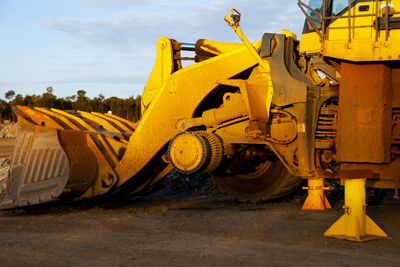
[0, 174, 399, 267]
[1, 123, 399, 266]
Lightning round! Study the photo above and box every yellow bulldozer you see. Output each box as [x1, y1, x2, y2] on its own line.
[1, 0, 399, 241]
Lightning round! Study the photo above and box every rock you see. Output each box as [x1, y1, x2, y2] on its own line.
[0, 158, 10, 199]
[0, 122, 19, 138]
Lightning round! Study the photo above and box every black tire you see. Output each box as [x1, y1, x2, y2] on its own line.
[211, 160, 300, 202]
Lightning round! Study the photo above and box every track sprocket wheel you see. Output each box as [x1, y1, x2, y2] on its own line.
[211, 160, 300, 202]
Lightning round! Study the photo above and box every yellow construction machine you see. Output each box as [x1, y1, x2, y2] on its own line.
[2, 0, 399, 241]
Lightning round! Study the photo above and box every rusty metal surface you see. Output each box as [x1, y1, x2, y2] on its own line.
[270, 35, 308, 106]
[0, 139, 15, 158]
[393, 67, 400, 108]
[337, 63, 392, 163]
[392, 109, 400, 158]
[315, 102, 337, 149]
[336, 169, 374, 179]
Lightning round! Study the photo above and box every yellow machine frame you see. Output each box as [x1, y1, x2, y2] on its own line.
[2, 2, 400, 243]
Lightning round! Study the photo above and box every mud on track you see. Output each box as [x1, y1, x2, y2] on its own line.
[0, 175, 400, 267]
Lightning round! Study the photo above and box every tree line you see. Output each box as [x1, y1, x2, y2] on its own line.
[0, 87, 141, 123]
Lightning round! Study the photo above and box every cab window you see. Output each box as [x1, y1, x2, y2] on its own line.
[302, 0, 356, 33]
[306, 0, 323, 30]
[332, 0, 354, 15]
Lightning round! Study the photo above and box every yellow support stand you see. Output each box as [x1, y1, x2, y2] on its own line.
[301, 178, 332, 211]
[324, 178, 388, 242]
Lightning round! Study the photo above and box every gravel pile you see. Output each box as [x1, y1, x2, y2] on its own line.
[0, 158, 10, 200]
[0, 121, 19, 138]
[0, 121, 15, 200]
[151, 170, 215, 198]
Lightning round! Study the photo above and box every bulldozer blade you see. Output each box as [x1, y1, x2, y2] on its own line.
[0, 105, 174, 209]
[0, 117, 70, 209]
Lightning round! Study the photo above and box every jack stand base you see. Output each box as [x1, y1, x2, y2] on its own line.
[324, 214, 388, 242]
[324, 178, 388, 242]
[301, 178, 331, 211]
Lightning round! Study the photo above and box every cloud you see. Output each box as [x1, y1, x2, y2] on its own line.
[76, 0, 149, 7]
[23, 0, 305, 98]
[55, 72, 148, 84]
[42, 13, 193, 50]
[42, 0, 304, 51]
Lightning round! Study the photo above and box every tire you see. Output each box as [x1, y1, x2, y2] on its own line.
[211, 160, 300, 202]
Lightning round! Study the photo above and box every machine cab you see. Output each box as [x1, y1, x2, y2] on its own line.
[298, 0, 400, 61]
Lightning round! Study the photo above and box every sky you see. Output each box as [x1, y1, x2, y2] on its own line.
[0, 0, 306, 99]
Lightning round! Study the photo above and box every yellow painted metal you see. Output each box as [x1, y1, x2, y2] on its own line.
[324, 179, 388, 242]
[301, 178, 332, 211]
[196, 131, 224, 173]
[0, 116, 71, 209]
[78, 111, 121, 133]
[141, 37, 175, 114]
[224, 8, 274, 122]
[299, 31, 322, 54]
[196, 39, 244, 56]
[51, 108, 96, 131]
[6, 105, 158, 209]
[324, 1, 400, 61]
[300, 0, 400, 62]
[91, 112, 133, 133]
[105, 113, 137, 131]
[103, 134, 128, 159]
[224, 9, 271, 73]
[97, 135, 122, 167]
[19, 107, 123, 199]
[15, 105, 64, 130]
[76, 133, 119, 199]
[4, 7, 399, 246]
[11, 14, 270, 194]
[114, 41, 259, 186]
[219, 66, 273, 123]
[281, 29, 297, 40]
[34, 107, 81, 130]
[200, 93, 247, 127]
[169, 133, 206, 172]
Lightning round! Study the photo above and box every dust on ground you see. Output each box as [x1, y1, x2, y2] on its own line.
[0, 170, 399, 266]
